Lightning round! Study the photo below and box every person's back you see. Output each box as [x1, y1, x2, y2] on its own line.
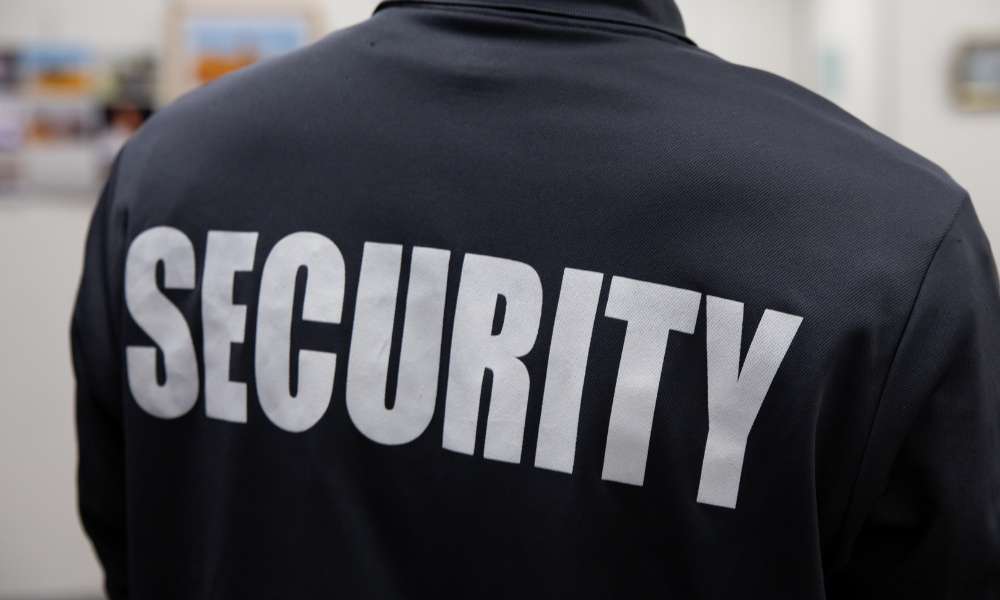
[73, 1, 1000, 597]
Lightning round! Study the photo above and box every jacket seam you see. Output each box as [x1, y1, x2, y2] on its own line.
[832, 192, 970, 567]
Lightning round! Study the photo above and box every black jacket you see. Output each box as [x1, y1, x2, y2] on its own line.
[73, 1, 1000, 597]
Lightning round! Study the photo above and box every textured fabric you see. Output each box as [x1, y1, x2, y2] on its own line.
[72, 1, 1000, 598]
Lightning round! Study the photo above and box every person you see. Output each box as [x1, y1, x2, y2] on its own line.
[72, 0, 1000, 597]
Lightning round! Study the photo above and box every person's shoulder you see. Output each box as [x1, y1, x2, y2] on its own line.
[112, 22, 372, 202]
[654, 43, 968, 243]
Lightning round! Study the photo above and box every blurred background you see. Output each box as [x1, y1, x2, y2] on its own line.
[0, 0, 997, 597]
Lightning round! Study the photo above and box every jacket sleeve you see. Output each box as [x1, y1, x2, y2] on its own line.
[829, 196, 1000, 597]
[72, 157, 129, 600]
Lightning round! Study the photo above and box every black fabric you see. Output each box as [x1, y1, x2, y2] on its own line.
[73, 1, 1000, 598]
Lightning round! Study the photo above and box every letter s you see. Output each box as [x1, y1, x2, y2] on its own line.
[125, 226, 199, 419]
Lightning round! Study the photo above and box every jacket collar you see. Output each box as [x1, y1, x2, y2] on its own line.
[374, 0, 690, 43]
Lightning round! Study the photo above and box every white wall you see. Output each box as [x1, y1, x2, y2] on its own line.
[0, 0, 165, 51]
[0, 199, 101, 598]
[330, 0, 378, 30]
[810, 0, 884, 124]
[678, 0, 811, 84]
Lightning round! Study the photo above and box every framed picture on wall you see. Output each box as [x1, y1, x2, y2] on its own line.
[953, 38, 1000, 112]
[161, 0, 327, 104]
[184, 17, 309, 86]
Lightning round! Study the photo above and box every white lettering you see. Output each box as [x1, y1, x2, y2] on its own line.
[601, 276, 701, 486]
[124, 226, 199, 419]
[534, 268, 604, 474]
[347, 243, 450, 445]
[697, 296, 802, 509]
[255, 232, 344, 433]
[202, 231, 258, 423]
[443, 254, 543, 463]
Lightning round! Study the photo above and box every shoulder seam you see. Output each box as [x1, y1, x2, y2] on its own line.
[831, 190, 970, 562]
